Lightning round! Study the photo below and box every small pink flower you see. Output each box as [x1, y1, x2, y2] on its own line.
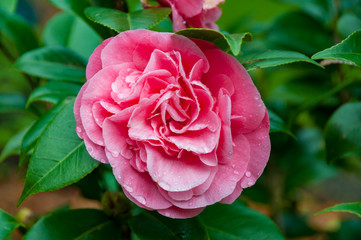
[146, 0, 224, 31]
[74, 30, 270, 218]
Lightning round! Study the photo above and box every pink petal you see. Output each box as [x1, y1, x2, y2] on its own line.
[146, 145, 212, 192]
[198, 151, 218, 166]
[143, 49, 178, 76]
[107, 151, 172, 210]
[220, 182, 243, 204]
[168, 190, 193, 201]
[86, 37, 113, 80]
[158, 206, 205, 219]
[240, 112, 270, 189]
[203, 49, 266, 133]
[174, 0, 203, 18]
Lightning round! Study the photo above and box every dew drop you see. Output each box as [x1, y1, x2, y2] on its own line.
[76, 127, 82, 133]
[183, 21, 186, 25]
[135, 195, 146, 205]
[87, 146, 93, 153]
[123, 184, 133, 193]
[231, 164, 236, 168]
[188, 202, 193, 206]
[245, 171, 251, 177]
[234, 170, 240, 175]
[111, 151, 119, 158]
[248, 181, 254, 186]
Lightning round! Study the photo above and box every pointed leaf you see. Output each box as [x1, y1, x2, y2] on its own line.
[238, 50, 323, 71]
[15, 46, 86, 83]
[84, 7, 171, 33]
[316, 202, 361, 218]
[0, 209, 22, 239]
[176, 28, 252, 55]
[312, 30, 361, 67]
[27, 81, 81, 106]
[199, 200, 285, 240]
[23, 209, 122, 240]
[128, 211, 208, 240]
[324, 102, 361, 162]
[0, 93, 26, 113]
[18, 99, 99, 206]
[49, 0, 111, 39]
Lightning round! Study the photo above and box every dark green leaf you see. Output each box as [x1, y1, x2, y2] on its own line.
[15, 46, 86, 83]
[337, 13, 361, 39]
[27, 81, 81, 106]
[199, 200, 285, 240]
[0, 0, 18, 13]
[23, 209, 122, 240]
[268, 109, 294, 137]
[0, 93, 26, 112]
[0, 125, 31, 163]
[129, 211, 208, 240]
[84, 7, 171, 33]
[176, 28, 252, 55]
[0, 209, 22, 239]
[266, 11, 332, 55]
[316, 202, 361, 218]
[42, 12, 101, 59]
[312, 30, 361, 67]
[49, 0, 112, 39]
[18, 99, 99, 206]
[324, 102, 361, 162]
[238, 50, 323, 71]
[20, 99, 72, 165]
[0, 8, 38, 56]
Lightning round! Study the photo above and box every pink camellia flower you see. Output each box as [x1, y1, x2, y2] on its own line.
[143, 0, 224, 31]
[74, 29, 270, 218]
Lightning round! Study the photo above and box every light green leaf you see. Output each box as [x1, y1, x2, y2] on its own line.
[238, 50, 323, 71]
[18, 99, 99, 206]
[268, 109, 294, 137]
[27, 81, 81, 106]
[312, 30, 361, 67]
[176, 28, 252, 56]
[49, 0, 111, 39]
[128, 211, 208, 240]
[15, 46, 86, 83]
[0, 209, 22, 240]
[199, 200, 285, 240]
[0, 125, 32, 163]
[0, 0, 18, 13]
[316, 202, 361, 218]
[42, 12, 101, 59]
[23, 209, 122, 240]
[324, 102, 361, 162]
[84, 7, 171, 33]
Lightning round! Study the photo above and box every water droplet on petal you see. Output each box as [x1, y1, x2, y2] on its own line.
[245, 171, 251, 177]
[123, 184, 133, 193]
[234, 170, 239, 175]
[248, 181, 254, 186]
[135, 195, 146, 205]
[231, 164, 236, 168]
[188, 202, 193, 206]
[87, 146, 93, 153]
[76, 127, 82, 133]
[111, 151, 119, 158]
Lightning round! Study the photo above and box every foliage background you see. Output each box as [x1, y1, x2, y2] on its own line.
[1, 0, 361, 239]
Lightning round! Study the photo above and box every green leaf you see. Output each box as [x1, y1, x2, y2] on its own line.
[128, 211, 208, 240]
[176, 28, 252, 55]
[337, 13, 361, 39]
[0, 0, 18, 13]
[84, 7, 171, 33]
[0, 8, 38, 56]
[27, 81, 81, 106]
[316, 202, 361, 218]
[312, 30, 361, 67]
[0, 125, 31, 163]
[42, 12, 101, 59]
[15, 46, 86, 83]
[23, 209, 122, 240]
[20, 100, 72, 165]
[268, 109, 294, 137]
[0, 93, 26, 113]
[18, 99, 99, 206]
[199, 200, 285, 240]
[0, 209, 22, 239]
[49, 0, 112, 39]
[238, 50, 323, 71]
[324, 102, 361, 162]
